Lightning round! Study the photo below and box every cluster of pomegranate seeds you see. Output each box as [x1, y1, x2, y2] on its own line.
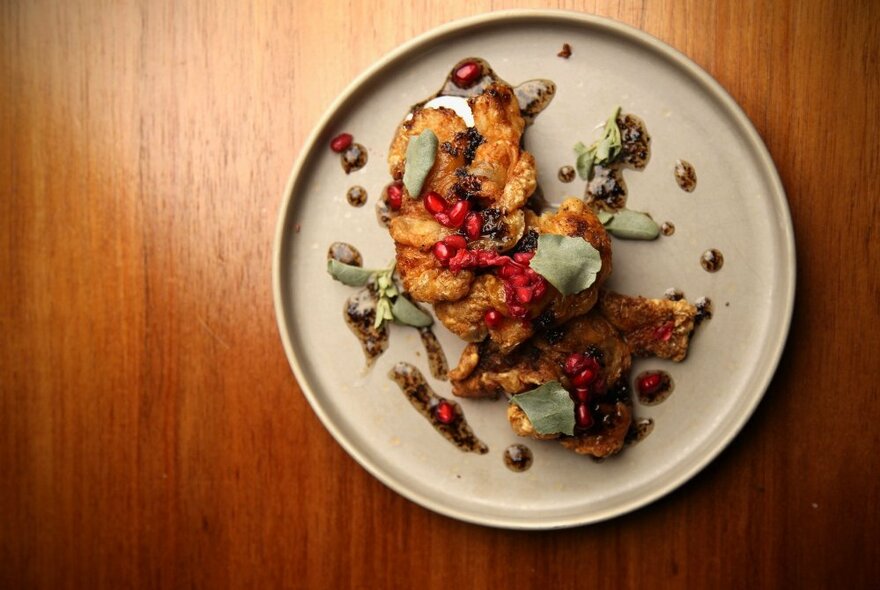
[386, 182, 403, 211]
[452, 61, 482, 88]
[434, 399, 457, 424]
[563, 352, 603, 429]
[423, 191, 471, 229]
[329, 132, 353, 153]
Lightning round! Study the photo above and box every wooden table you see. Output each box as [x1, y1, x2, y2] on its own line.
[3, 1, 878, 587]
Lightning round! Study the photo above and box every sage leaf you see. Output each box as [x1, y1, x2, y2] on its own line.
[575, 149, 595, 180]
[374, 297, 394, 329]
[391, 296, 433, 327]
[403, 129, 438, 198]
[596, 209, 614, 224]
[510, 381, 575, 436]
[530, 234, 603, 295]
[573, 106, 623, 180]
[603, 208, 660, 240]
[327, 259, 375, 287]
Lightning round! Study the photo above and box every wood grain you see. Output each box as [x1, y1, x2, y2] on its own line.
[2, 0, 878, 588]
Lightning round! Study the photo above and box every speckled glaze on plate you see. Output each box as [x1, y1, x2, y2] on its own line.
[273, 10, 795, 529]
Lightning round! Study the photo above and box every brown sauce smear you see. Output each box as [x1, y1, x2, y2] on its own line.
[558, 165, 576, 183]
[344, 287, 388, 367]
[674, 159, 697, 192]
[327, 242, 363, 267]
[389, 363, 488, 454]
[503, 444, 533, 472]
[664, 288, 684, 302]
[341, 143, 368, 173]
[695, 297, 714, 326]
[346, 185, 367, 207]
[700, 249, 724, 272]
[661, 221, 675, 236]
[585, 113, 651, 211]
[635, 370, 675, 405]
[418, 327, 449, 381]
[625, 418, 655, 447]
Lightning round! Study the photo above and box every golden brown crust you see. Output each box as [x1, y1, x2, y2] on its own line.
[599, 291, 697, 362]
[394, 244, 473, 303]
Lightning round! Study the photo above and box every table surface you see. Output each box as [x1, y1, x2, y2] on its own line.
[2, 1, 879, 587]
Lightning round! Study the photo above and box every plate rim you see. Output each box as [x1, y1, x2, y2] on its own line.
[272, 8, 796, 529]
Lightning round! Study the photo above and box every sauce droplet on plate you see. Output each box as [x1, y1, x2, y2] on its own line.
[674, 159, 697, 192]
[503, 444, 533, 472]
[700, 249, 724, 272]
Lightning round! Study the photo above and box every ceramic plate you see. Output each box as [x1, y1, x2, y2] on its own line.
[273, 10, 794, 528]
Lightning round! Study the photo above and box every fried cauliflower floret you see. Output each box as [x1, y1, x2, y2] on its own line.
[395, 244, 472, 303]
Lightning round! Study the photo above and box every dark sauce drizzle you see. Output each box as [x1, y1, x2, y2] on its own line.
[558, 165, 576, 183]
[674, 159, 697, 192]
[341, 143, 368, 174]
[389, 363, 488, 454]
[664, 288, 684, 302]
[343, 286, 388, 367]
[503, 444, 533, 472]
[695, 297, 713, 326]
[419, 327, 449, 381]
[346, 185, 367, 207]
[624, 418, 655, 447]
[585, 113, 651, 211]
[327, 241, 363, 267]
[700, 249, 724, 272]
[635, 370, 675, 405]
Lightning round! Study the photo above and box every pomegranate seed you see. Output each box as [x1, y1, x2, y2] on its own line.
[575, 403, 593, 429]
[654, 321, 674, 342]
[499, 264, 522, 279]
[564, 353, 587, 376]
[514, 287, 533, 304]
[572, 387, 590, 403]
[434, 212, 450, 225]
[532, 279, 547, 299]
[433, 241, 452, 263]
[443, 234, 468, 250]
[386, 183, 403, 210]
[510, 274, 531, 287]
[452, 61, 482, 88]
[484, 309, 502, 329]
[447, 200, 471, 227]
[330, 133, 353, 152]
[448, 249, 477, 272]
[638, 373, 662, 395]
[508, 303, 528, 318]
[513, 252, 534, 264]
[434, 400, 457, 424]
[424, 191, 447, 214]
[476, 250, 498, 266]
[571, 368, 596, 387]
[464, 212, 483, 240]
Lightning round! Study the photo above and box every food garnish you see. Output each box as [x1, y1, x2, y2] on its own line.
[596, 208, 660, 240]
[529, 234, 603, 295]
[509, 381, 575, 436]
[402, 129, 438, 197]
[327, 259, 433, 328]
[574, 106, 622, 180]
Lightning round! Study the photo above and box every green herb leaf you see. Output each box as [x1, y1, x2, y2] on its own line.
[403, 129, 438, 198]
[374, 297, 394, 329]
[510, 381, 575, 436]
[575, 149, 595, 181]
[327, 259, 376, 286]
[530, 234, 603, 295]
[603, 208, 660, 240]
[596, 209, 614, 224]
[573, 106, 623, 180]
[391, 296, 433, 327]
